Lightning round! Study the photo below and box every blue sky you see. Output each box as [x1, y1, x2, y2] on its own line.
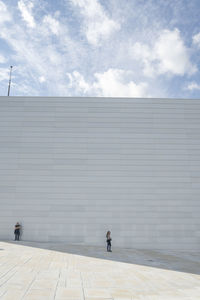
[0, 0, 200, 98]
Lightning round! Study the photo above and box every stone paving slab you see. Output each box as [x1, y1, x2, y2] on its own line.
[0, 241, 200, 299]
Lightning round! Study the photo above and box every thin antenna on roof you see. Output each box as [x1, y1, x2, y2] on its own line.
[7, 66, 13, 97]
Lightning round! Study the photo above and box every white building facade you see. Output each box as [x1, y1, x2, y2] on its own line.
[0, 96, 200, 250]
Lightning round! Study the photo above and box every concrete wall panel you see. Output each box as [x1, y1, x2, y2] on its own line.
[0, 96, 200, 249]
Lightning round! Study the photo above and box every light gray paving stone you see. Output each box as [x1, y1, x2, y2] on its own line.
[1, 242, 199, 299]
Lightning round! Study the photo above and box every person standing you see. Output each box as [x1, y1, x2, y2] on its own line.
[106, 231, 112, 252]
[14, 222, 21, 241]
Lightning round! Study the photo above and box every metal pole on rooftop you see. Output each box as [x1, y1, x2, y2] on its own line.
[7, 66, 13, 97]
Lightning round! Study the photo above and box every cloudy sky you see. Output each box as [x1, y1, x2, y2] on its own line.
[0, 0, 200, 98]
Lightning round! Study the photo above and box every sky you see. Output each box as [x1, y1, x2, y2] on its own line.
[0, 0, 200, 98]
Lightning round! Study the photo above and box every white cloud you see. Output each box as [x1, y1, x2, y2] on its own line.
[43, 15, 60, 35]
[187, 82, 200, 91]
[193, 32, 200, 48]
[71, 0, 120, 45]
[18, 0, 36, 28]
[131, 42, 155, 77]
[94, 69, 148, 97]
[39, 76, 46, 83]
[0, 67, 9, 82]
[67, 69, 148, 97]
[67, 71, 90, 94]
[0, 54, 6, 63]
[0, 1, 11, 24]
[0, 1, 196, 98]
[155, 29, 196, 75]
[0, 0, 85, 96]
[132, 28, 197, 77]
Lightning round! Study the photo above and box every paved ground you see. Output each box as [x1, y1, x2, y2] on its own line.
[0, 241, 200, 300]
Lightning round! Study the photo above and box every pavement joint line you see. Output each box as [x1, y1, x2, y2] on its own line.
[20, 255, 48, 299]
[0, 290, 7, 299]
[0, 257, 33, 298]
[53, 269, 61, 300]
[0, 264, 19, 282]
[0, 265, 22, 288]
[20, 270, 40, 300]
[80, 272, 85, 300]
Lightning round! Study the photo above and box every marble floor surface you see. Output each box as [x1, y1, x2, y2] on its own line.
[0, 241, 200, 300]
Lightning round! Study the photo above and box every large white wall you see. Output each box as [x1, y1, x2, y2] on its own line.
[0, 96, 200, 250]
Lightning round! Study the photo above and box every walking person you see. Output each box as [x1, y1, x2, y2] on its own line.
[106, 231, 112, 252]
[14, 222, 21, 241]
